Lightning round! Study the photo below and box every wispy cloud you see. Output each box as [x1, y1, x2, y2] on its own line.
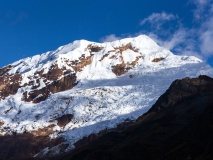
[195, 1, 213, 56]
[140, 12, 178, 30]
[146, 27, 198, 57]
[192, 0, 211, 20]
[100, 34, 121, 42]
[199, 18, 213, 56]
[139, 11, 187, 54]
[138, 0, 213, 62]
[154, 29, 187, 50]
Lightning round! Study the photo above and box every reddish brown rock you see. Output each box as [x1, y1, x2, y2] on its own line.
[99, 53, 110, 61]
[56, 114, 73, 127]
[112, 56, 142, 76]
[87, 44, 104, 53]
[0, 121, 4, 127]
[30, 124, 56, 137]
[114, 43, 139, 53]
[22, 63, 77, 103]
[22, 73, 77, 103]
[152, 57, 165, 62]
[0, 74, 22, 100]
[0, 65, 12, 76]
[71, 54, 93, 72]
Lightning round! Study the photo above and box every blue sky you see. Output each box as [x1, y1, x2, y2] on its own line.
[0, 0, 213, 67]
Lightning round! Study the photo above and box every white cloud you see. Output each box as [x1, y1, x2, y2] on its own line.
[199, 18, 213, 56]
[147, 28, 206, 61]
[147, 28, 192, 53]
[138, 0, 213, 60]
[140, 12, 177, 28]
[194, 0, 213, 56]
[200, 31, 213, 54]
[192, 0, 211, 20]
[139, 12, 188, 55]
[100, 34, 121, 42]
[162, 30, 187, 50]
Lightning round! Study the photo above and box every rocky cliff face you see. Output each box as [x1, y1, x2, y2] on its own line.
[0, 35, 212, 159]
[63, 76, 213, 160]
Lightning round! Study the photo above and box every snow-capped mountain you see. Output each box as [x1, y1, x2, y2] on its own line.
[0, 35, 212, 158]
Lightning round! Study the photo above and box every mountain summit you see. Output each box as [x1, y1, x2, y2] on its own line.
[0, 35, 212, 159]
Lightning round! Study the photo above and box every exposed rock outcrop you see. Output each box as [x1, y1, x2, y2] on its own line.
[114, 43, 139, 53]
[30, 124, 56, 137]
[56, 114, 73, 127]
[22, 64, 77, 103]
[0, 121, 4, 127]
[70, 54, 93, 72]
[152, 57, 165, 62]
[112, 56, 142, 76]
[109, 43, 141, 76]
[0, 74, 22, 100]
[0, 65, 12, 76]
[87, 44, 104, 53]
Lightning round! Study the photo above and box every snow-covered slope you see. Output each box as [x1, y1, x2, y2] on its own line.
[0, 35, 212, 156]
